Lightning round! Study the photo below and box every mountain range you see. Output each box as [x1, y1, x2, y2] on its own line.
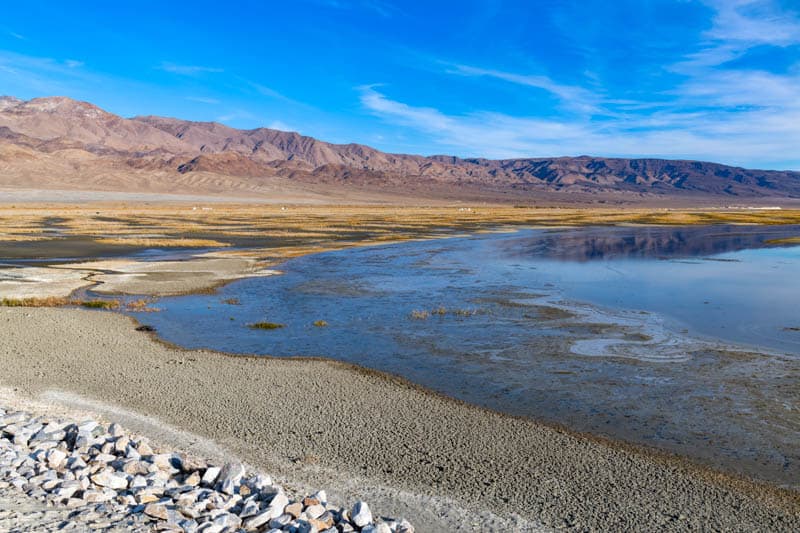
[1, 95, 799, 204]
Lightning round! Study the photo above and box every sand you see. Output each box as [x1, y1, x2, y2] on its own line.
[0, 307, 797, 531]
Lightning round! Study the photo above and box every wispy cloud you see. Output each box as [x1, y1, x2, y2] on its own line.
[359, 84, 800, 167]
[8, 32, 25, 40]
[186, 96, 220, 104]
[703, 0, 800, 46]
[359, 1, 800, 168]
[268, 120, 295, 132]
[0, 50, 95, 95]
[311, 0, 400, 18]
[159, 62, 223, 76]
[64, 59, 84, 68]
[216, 109, 259, 123]
[676, 0, 800, 70]
[447, 64, 601, 114]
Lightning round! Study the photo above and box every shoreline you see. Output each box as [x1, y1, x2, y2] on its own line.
[0, 307, 797, 531]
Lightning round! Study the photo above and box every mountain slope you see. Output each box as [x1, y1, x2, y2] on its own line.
[1, 95, 799, 202]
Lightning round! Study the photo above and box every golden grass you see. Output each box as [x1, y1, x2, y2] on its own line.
[79, 300, 120, 310]
[248, 322, 285, 330]
[3, 205, 800, 267]
[125, 298, 161, 312]
[0, 297, 120, 309]
[94, 237, 232, 247]
[1, 296, 71, 307]
[765, 237, 800, 245]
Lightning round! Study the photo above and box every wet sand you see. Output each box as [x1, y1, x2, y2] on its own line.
[0, 307, 797, 531]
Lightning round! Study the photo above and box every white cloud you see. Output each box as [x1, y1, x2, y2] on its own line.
[359, 85, 800, 167]
[703, 0, 800, 46]
[159, 62, 223, 76]
[186, 96, 220, 104]
[312, 0, 400, 18]
[0, 50, 94, 94]
[268, 120, 294, 132]
[447, 64, 601, 114]
[359, 1, 800, 168]
[677, 0, 800, 70]
[64, 59, 84, 68]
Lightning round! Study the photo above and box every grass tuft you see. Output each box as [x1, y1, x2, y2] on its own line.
[410, 309, 430, 320]
[313, 320, 328, 327]
[80, 300, 120, 310]
[126, 298, 160, 312]
[1, 296, 70, 307]
[248, 321, 285, 330]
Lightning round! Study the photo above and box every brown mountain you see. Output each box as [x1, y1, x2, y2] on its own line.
[1, 95, 798, 203]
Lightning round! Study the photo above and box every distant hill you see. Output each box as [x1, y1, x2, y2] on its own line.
[1, 95, 798, 203]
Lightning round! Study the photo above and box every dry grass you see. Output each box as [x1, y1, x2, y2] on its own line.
[410, 310, 430, 320]
[125, 298, 161, 312]
[0, 297, 120, 309]
[3, 204, 800, 270]
[79, 300, 120, 310]
[94, 237, 231, 247]
[248, 322, 285, 330]
[1, 296, 71, 307]
[313, 320, 328, 327]
[765, 237, 800, 245]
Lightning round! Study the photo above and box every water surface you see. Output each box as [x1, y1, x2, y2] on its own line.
[128, 225, 800, 488]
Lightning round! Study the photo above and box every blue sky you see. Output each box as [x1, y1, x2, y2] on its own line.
[1, 0, 799, 169]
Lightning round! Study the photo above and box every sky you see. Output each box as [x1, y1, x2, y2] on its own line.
[1, 0, 799, 169]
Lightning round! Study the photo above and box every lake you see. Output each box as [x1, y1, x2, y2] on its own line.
[127, 224, 800, 488]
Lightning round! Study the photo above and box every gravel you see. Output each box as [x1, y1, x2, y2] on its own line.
[0, 407, 408, 532]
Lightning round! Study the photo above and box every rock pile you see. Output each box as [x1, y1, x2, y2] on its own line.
[0, 407, 414, 533]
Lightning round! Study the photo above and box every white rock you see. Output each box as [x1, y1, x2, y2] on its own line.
[306, 504, 326, 519]
[201, 466, 221, 486]
[351, 501, 373, 528]
[216, 462, 244, 495]
[90, 470, 128, 490]
[396, 518, 414, 533]
[240, 496, 261, 518]
[244, 491, 288, 530]
[84, 489, 115, 503]
[53, 480, 80, 499]
[46, 448, 67, 468]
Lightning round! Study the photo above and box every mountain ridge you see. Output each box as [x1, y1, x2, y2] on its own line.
[1, 95, 799, 203]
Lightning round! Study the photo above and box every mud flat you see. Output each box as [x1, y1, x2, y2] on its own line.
[0, 307, 798, 531]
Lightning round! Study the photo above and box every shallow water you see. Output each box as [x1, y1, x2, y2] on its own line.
[128, 225, 800, 487]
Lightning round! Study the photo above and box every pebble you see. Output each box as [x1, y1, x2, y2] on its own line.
[0, 406, 412, 532]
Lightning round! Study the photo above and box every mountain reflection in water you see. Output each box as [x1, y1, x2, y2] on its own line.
[498, 224, 800, 261]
